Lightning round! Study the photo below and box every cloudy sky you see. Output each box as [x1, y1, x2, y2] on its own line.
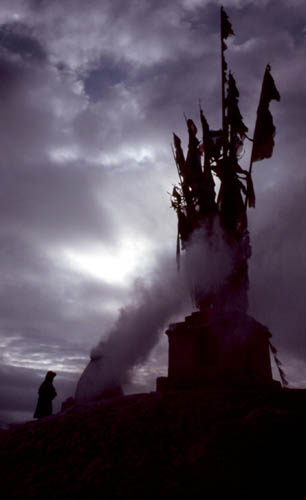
[0, 0, 306, 424]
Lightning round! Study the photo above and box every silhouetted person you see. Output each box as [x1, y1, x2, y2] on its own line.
[34, 371, 57, 419]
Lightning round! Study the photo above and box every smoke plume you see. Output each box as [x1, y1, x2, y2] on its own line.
[75, 223, 233, 401]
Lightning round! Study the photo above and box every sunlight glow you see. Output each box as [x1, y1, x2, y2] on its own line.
[63, 238, 150, 285]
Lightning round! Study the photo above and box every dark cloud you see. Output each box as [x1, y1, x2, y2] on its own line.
[83, 56, 131, 101]
[0, 22, 47, 62]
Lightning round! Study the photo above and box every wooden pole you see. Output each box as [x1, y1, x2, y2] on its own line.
[220, 7, 227, 160]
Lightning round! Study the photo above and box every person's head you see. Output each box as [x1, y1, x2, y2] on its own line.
[45, 371, 56, 382]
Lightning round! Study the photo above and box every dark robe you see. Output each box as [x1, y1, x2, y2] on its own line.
[34, 379, 57, 418]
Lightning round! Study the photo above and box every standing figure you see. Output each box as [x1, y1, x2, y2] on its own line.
[34, 371, 57, 419]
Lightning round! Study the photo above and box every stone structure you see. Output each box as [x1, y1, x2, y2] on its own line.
[156, 309, 279, 392]
[157, 7, 283, 392]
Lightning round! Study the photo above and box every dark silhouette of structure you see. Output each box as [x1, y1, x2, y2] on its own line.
[34, 371, 57, 418]
[157, 7, 284, 392]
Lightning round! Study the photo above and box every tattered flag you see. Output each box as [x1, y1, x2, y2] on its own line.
[227, 72, 248, 151]
[173, 133, 186, 175]
[278, 367, 289, 387]
[200, 108, 212, 161]
[221, 6, 234, 50]
[187, 119, 198, 141]
[246, 173, 256, 208]
[200, 107, 222, 162]
[269, 342, 288, 387]
[269, 342, 277, 355]
[252, 65, 280, 163]
[186, 118, 202, 178]
[200, 109, 209, 143]
[227, 73, 248, 136]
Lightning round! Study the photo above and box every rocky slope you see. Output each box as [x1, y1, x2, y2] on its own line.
[1, 388, 306, 497]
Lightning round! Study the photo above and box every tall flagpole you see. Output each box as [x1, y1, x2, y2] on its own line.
[220, 6, 227, 161]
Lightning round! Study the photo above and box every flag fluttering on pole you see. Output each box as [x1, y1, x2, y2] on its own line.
[251, 65, 280, 163]
[246, 173, 256, 208]
[226, 72, 248, 156]
[221, 6, 234, 51]
[173, 133, 186, 176]
[186, 118, 202, 180]
[227, 72, 248, 137]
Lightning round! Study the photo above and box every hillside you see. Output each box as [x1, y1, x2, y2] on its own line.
[1, 388, 306, 497]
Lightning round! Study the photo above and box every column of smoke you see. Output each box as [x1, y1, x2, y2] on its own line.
[75, 221, 232, 402]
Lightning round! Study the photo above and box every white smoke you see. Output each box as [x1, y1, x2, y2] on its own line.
[75, 221, 233, 401]
[183, 222, 233, 306]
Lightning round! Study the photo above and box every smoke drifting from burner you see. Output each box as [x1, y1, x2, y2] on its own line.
[75, 225, 233, 401]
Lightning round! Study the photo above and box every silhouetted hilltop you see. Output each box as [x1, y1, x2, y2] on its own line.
[1, 388, 306, 497]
